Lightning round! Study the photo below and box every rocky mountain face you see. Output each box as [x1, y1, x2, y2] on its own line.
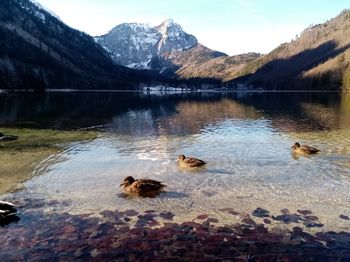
[0, 0, 166, 90]
[96, 19, 227, 76]
[228, 9, 350, 90]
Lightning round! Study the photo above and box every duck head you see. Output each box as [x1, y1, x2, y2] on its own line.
[178, 155, 186, 161]
[291, 142, 301, 150]
[120, 176, 135, 187]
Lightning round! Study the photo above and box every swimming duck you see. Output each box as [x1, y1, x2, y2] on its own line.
[0, 133, 18, 142]
[291, 142, 319, 155]
[0, 200, 18, 225]
[120, 176, 166, 195]
[178, 155, 206, 168]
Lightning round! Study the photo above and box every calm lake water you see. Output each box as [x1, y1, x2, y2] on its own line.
[1, 91, 350, 260]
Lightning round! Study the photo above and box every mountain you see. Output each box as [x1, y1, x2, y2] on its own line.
[0, 0, 166, 91]
[174, 52, 261, 81]
[96, 19, 227, 77]
[228, 9, 350, 90]
[4, 0, 348, 91]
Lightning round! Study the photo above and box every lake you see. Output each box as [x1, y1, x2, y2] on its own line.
[1, 91, 350, 260]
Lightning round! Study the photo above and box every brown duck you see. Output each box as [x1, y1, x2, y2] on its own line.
[178, 155, 206, 168]
[120, 176, 166, 194]
[292, 142, 320, 155]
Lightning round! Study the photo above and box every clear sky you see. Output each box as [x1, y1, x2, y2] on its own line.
[35, 0, 349, 55]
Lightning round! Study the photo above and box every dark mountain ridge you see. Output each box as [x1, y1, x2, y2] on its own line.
[0, 0, 170, 91]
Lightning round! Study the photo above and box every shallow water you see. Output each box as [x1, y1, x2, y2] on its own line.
[1, 91, 350, 259]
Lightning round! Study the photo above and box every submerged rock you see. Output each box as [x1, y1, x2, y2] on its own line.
[272, 213, 303, 224]
[339, 214, 350, 220]
[252, 207, 270, 218]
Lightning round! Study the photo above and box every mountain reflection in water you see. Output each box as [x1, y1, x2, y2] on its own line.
[0, 91, 349, 132]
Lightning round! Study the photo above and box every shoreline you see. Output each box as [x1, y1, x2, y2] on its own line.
[0, 88, 343, 93]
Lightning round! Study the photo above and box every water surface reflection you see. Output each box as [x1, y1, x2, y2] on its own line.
[1, 91, 350, 259]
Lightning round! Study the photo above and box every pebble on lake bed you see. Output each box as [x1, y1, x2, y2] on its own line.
[0, 198, 349, 261]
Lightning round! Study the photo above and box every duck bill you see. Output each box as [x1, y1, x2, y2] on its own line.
[120, 182, 125, 187]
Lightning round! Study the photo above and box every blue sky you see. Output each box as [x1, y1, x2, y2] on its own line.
[36, 0, 349, 55]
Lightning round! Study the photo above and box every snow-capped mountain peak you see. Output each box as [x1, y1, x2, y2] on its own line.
[162, 18, 175, 25]
[96, 19, 198, 70]
[157, 19, 184, 38]
[158, 18, 178, 31]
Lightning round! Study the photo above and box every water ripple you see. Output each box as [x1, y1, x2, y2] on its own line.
[9, 95, 349, 229]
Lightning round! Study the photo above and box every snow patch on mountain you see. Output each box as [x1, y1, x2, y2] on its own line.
[157, 19, 182, 38]
[17, 0, 61, 23]
[29, 0, 61, 21]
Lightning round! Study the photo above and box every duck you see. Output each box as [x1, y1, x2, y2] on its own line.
[120, 176, 166, 195]
[291, 142, 319, 155]
[0, 200, 18, 226]
[0, 133, 18, 142]
[177, 155, 206, 168]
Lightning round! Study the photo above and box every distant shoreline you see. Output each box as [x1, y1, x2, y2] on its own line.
[0, 89, 342, 94]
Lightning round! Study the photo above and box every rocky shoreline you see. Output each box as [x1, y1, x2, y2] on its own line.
[1, 197, 349, 261]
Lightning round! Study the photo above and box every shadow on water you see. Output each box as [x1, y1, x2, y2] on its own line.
[0, 91, 347, 133]
[0, 198, 349, 261]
